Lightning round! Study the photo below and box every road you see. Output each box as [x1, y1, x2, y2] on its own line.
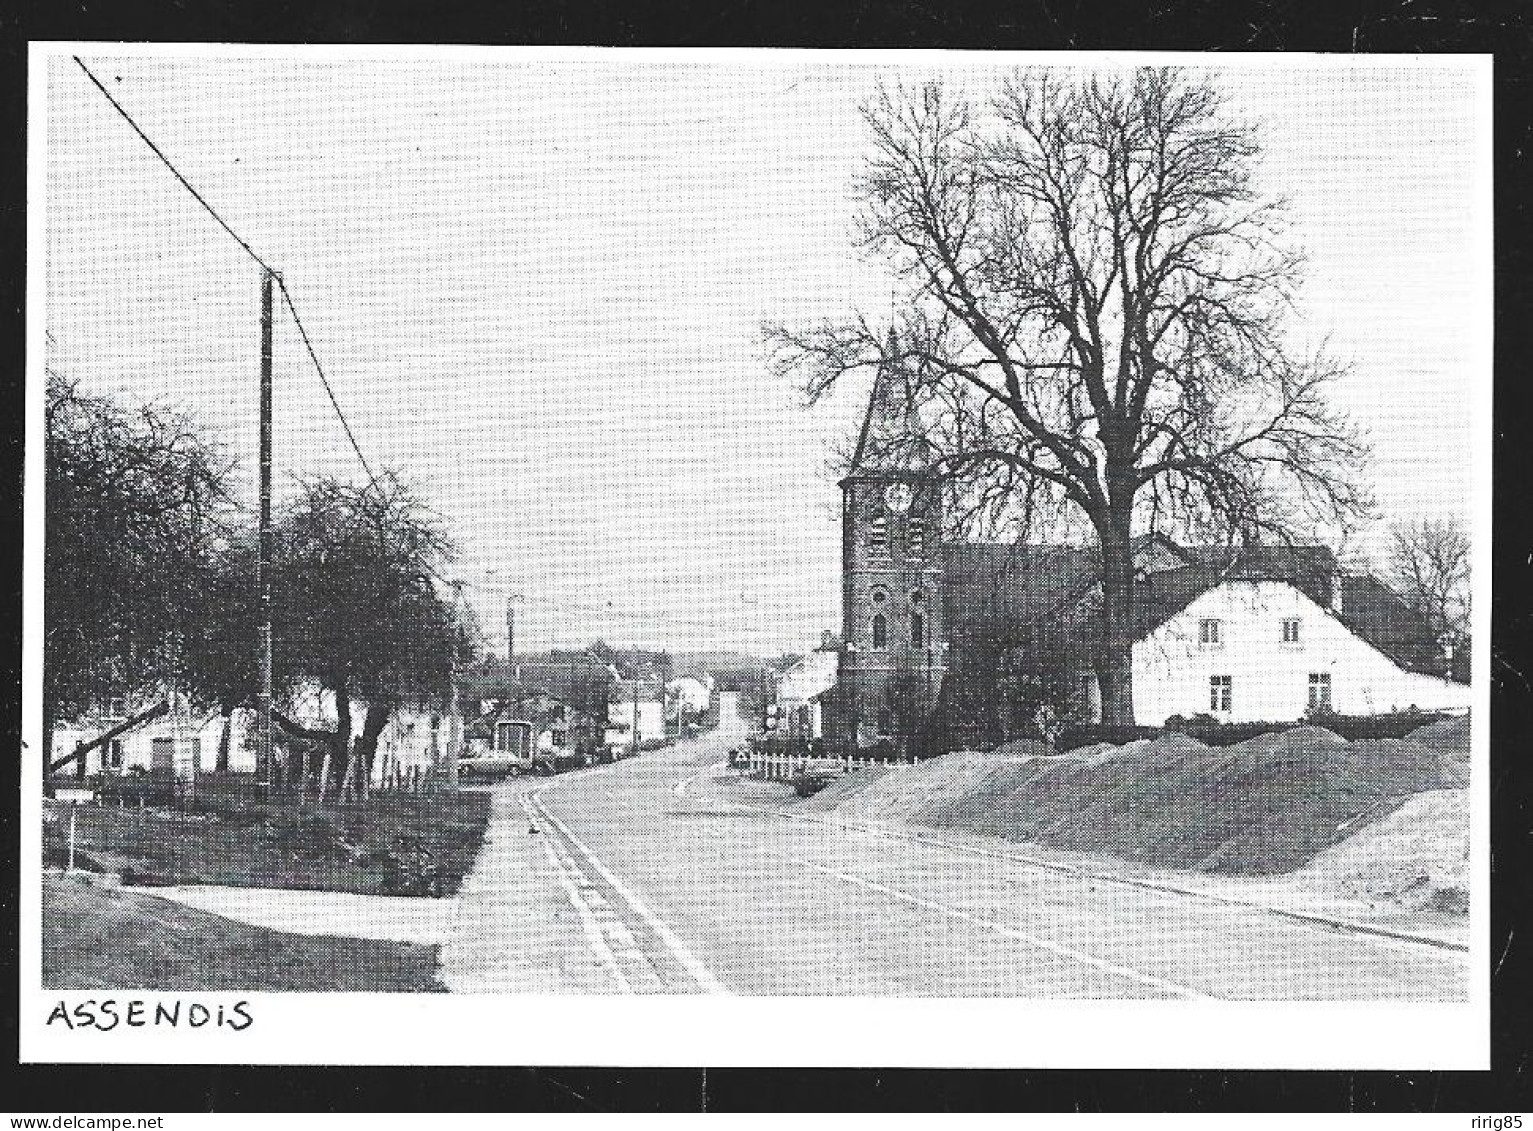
[439, 692, 1467, 999]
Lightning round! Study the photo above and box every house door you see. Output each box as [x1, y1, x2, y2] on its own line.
[493, 720, 532, 761]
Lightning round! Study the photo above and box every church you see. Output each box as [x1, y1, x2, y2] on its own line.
[781, 369, 1473, 754]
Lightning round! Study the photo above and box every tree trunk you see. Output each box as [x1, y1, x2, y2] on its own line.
[331, 680, 353, 792]
[216, 703, 234, 773]
[354, 700, 392, 799]
[1095, 501, 1137, 727]
[43, 699, 56, 782]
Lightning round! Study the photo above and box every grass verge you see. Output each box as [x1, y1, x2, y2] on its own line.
[44, 781, 490, 897]
[42, 873, 444, 991]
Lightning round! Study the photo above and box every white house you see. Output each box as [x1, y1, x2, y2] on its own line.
[285, 683, 454, 782]
[666, 674, 715, 718]
[1079, 578, 1471, 725]
[50, 682, 455, 785]
[774, 634, 842, 739]
[49, 699, 257, 779]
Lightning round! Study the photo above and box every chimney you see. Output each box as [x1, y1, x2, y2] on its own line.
[1330, 568, 1345, 615]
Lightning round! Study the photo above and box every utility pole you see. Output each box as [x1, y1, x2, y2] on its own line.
[257, 268, 275, 795]
[630, 648, 640, 758]
[445, 581, 463, 792]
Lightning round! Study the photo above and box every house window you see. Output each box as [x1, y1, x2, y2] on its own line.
[1282, 618, 1302, 644]
[907, 517, 925, 559]
[1199, 619, 1223, 646]
[869, 513, 889, 557]
[1210, 675, 1232, 713]
[102, 698, 126, 720]
[871, 613, 888, 650]
[1308, 672, 1332, 710]
[107, 739, 124, 770]
[911, 611, 925, 648]
[551, 729, 567, 748]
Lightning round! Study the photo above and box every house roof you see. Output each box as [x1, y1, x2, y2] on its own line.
[465, 696, 598, 739]
[938, 536, 1455, 681]
[1332, 573, 1447, 677]
[458, 654, 611, 715]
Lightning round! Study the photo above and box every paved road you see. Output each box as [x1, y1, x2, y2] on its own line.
[442, 693, 1467, 999]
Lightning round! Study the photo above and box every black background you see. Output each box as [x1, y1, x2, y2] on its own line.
[2, 0, 1529, 1113]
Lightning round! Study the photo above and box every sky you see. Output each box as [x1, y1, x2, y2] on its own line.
[40, 50, 1489, 656]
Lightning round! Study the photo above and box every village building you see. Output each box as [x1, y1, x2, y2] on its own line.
[665, 673, 715, 719]
[48, 696, 245, 780]
[606, 677, 667, 753]
[464, 691, 603, 767]
[772, 633, 842, 741]
[817, 369, 1472, 750]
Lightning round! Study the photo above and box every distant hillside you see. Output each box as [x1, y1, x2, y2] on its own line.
[672, 651, 771, 675]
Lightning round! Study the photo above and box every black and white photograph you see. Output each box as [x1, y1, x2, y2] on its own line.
[21, 44, 1491, 1069]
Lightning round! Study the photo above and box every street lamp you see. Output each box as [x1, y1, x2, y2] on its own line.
[506, 592, 525, 664]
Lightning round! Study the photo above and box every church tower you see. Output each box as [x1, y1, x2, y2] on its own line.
[834, 353, 947, 752]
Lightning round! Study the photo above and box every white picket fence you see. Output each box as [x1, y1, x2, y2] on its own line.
[745, 751, 893, 783]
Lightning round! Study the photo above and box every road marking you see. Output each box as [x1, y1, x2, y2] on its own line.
[522, 793, 631, 994]
[673, 760, 731, 799]
[531, 786, 731, 996]
[747, 796, 1467, 957]
[779, 851, 1214, 1000]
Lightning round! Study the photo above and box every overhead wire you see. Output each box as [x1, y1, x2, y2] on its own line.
[71, 58, 805, 654]
[72, 55, 382, 498]
[73, 57, 277, 278]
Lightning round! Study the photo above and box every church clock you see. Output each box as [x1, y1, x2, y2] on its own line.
[883, 482, 914, 513]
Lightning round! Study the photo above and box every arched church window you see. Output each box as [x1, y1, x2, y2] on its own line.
[871, 613, 888, 649]
[912, 611, 925, 648]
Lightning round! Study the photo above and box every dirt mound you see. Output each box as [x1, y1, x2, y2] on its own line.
[886, 725, 1461, 874]
[1295, 788, 1468, 912]
[797, 765, 891, 812]
[989, 738, 1056, 759]
[1410, 714, 1471, 757]
[831, 751, 1036, 825]
[1064, 742, 1118, 766]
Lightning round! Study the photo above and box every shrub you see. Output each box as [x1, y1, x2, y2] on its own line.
[790, 768, 839, 798]
[1056, 723, 1162, 752]
[1059, 710, 1457, 752]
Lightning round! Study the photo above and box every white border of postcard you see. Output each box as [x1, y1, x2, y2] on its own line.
[20, 42, 1493, 1069]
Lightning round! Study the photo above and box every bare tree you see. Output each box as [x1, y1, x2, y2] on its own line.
[1388, 516, 1470, 656]
[44, 371, 236, 767]
[275, 473, 463, 795]
[770, 69, 1369, 724]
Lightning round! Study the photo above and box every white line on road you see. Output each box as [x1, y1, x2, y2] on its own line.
[530, 786, 732, 996]
[673, 761, 727, 798]
[756, 796, 1467, 957]
[778, 852, 1215, 1000]
[522, 793, 631, 994]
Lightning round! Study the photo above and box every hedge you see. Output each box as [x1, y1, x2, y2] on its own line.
[1057, 709, 1455, 751]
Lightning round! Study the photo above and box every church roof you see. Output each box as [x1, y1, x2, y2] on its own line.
[940, 543, 1097, 650]
[847, 342, 937, 477]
